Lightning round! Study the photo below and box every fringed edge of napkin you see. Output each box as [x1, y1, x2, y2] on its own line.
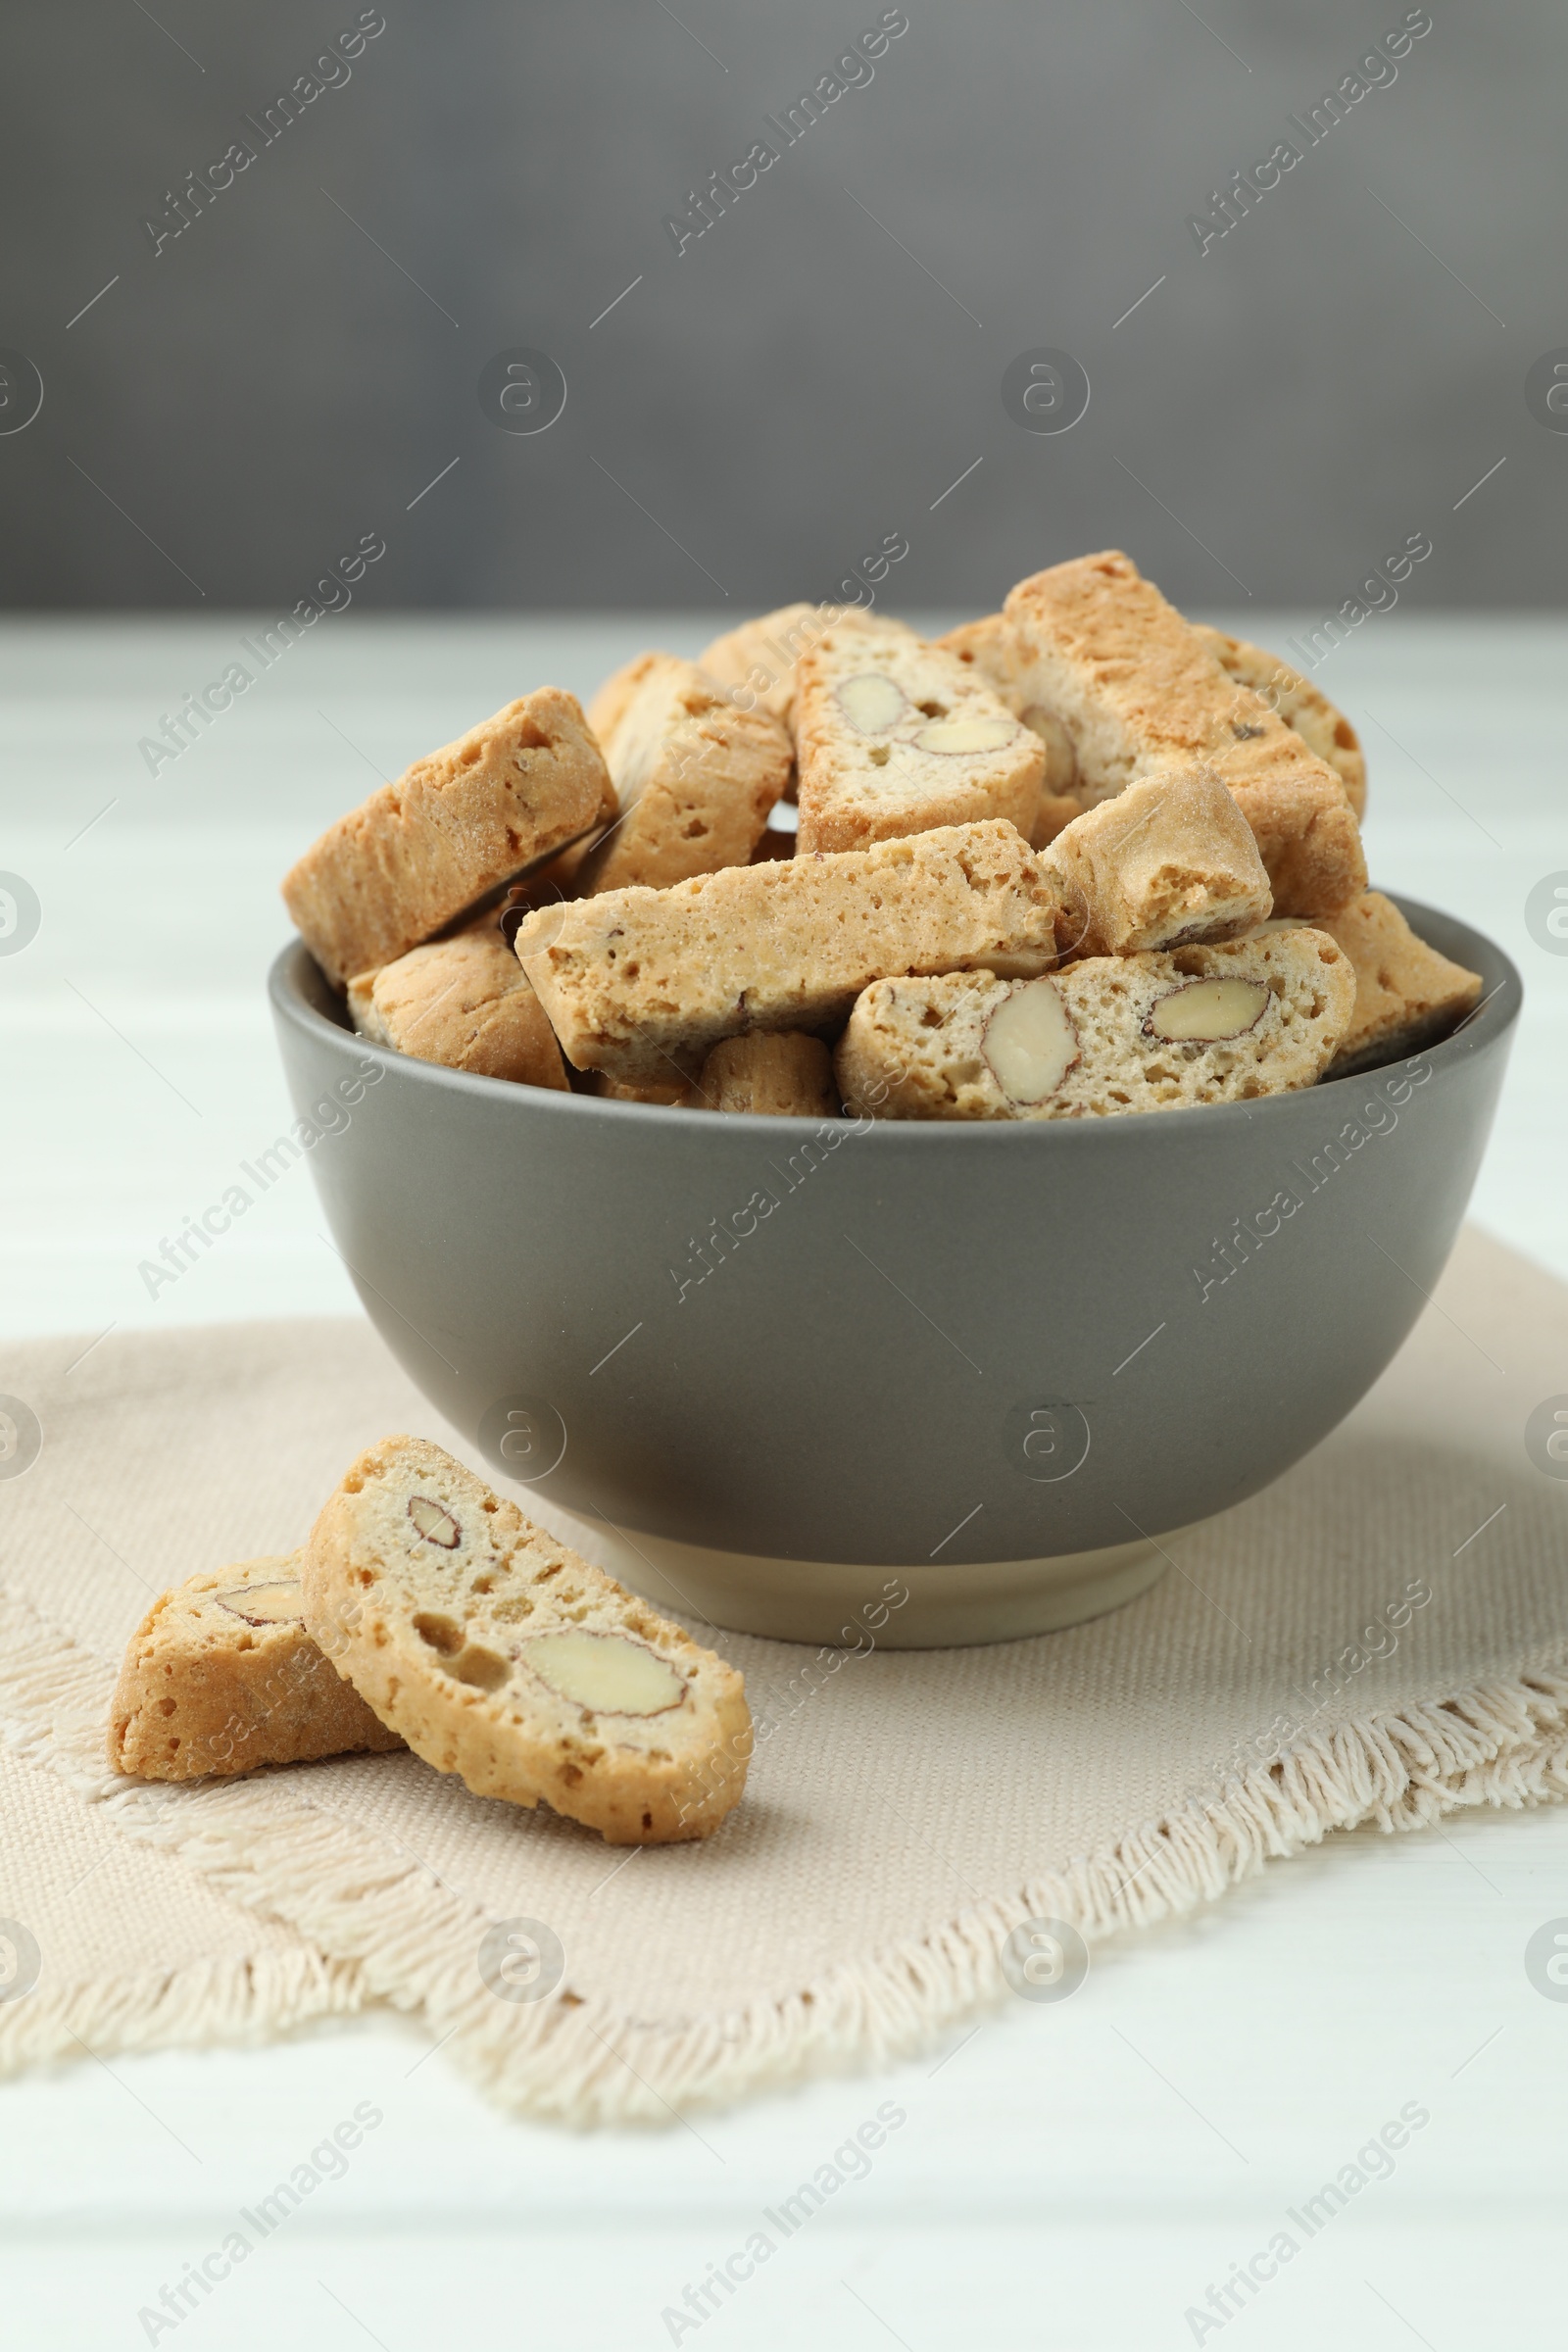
[5, 1585, 1568, 2124]
[0, 1592, 366, 2077]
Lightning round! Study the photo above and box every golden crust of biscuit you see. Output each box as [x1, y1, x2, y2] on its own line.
[579, 654, 790, 893]
[512, 819, 1069, 1081]
[1003, 552, 1367, 917]
[282, 690, 613, 985]
[1318, 890, 1482, 1073]
[348, 929, 568, 1089]
[1194, 624, 1366, 819]
[1043, 769, 1272, 957]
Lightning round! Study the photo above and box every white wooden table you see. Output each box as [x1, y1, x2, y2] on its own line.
[2, 614, 1565, 2352]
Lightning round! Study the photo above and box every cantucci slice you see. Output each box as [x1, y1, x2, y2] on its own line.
[108, 1551, 405, 1781]
[1003, 552, 1366, 916]
[348, 923, 568, 1088]
[578, 654, 791, 893]
[301, 1438, 751, 1843]
[794, 621, 1044, 854]
[512, 820, 1069, 1080]
[282, 690, 615, 986]
[1043, 770, 1273, 957]
[938, 612, 1086, 845]
[699, 1030, 839, 1116]
[1193, 624, 1366, 819]
[1315, 891, 1482, 1074]
[836, 931, 1354, 1121]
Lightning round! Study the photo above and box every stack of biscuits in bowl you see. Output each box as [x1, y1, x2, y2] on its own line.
[104, 552, 1491, 1837]
[281, 549, 1483, 1121]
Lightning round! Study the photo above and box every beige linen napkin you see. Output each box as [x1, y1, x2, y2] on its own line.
[0, 1720, 363, 2067]
[2, 1226, 1566, 2123]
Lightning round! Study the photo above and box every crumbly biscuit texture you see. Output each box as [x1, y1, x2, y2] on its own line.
[1044, 770, 1273, 957]
[1194, 625, 1366, 819]
[301, 1438, 751, 1843]
[512, 819, 1069, 1079]
[700, 1030, 840, 1117]
[578, 654, 790, 893]
[348, 928, 568, 1089]
[938, 613, 1086, 844]
[837, 931, 1354, 1121]
[282, 689, 615, 985]
[697, 603, 890, 731]
[795, 623, 1044, 854]
[1003, 552, 1366, 915]
[108, 1552, 405, 1781]
[1316, 890, 1482, 1074]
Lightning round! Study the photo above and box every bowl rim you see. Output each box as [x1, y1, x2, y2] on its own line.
[268, 890, 1522, 1146]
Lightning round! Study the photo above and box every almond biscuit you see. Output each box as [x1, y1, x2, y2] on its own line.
[1043, 770, 1273, 958]
[578, 654, 791, 893]
[1004, 552, 1367, 915]
[795, 622, 1044, 854]
[108, 1552, 404, 1781]
[837, 931, 1354, 1121]
[348, 926, 569, 1089]
[588, 1070, 710, 1108]
[938, 612, 1085, 844]
[512, 819, 1069, 1080]
[301, 1437, 751, 1843]
[1193, 624, 1366, 818]
[282, 689, 615, 985]
[699, 1031, 839, 1117]
[1316, 890, 1483, 1075]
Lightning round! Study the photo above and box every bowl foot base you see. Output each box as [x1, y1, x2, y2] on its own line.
[547, 1510, 1173, 1648]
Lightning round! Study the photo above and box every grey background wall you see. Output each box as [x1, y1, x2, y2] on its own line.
[1, 0, 1561, 613]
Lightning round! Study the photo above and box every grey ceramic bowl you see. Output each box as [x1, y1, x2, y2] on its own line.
[270, 897, 1518, 1645]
